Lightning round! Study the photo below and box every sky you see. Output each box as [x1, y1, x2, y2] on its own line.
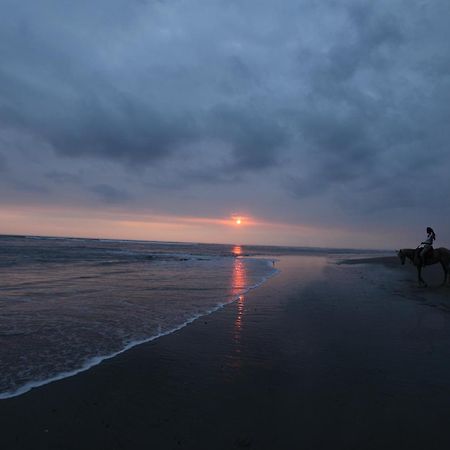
[1, 0, 450, 249]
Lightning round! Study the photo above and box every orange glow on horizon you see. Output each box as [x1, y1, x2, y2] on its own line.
[0, 203, 383, 248]
[231, 214, 248, 226]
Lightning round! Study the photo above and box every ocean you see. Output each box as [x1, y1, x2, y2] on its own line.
[0, 235, 379, 399]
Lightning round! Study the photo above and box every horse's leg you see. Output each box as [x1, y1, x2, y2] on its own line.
[417, 266, 427, 287]
[440, 261, 448, 286]
[445, 262, 449, 286]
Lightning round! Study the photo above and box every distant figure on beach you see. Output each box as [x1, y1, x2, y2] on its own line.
[398, 228, 449, 286]
[415, 227, 436, 267]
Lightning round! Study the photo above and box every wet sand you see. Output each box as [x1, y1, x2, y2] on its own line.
[2, 255, 450, 449]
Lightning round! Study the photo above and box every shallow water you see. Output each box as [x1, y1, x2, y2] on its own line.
[0, 237, 281, 398]
[0, 236, 384, 398]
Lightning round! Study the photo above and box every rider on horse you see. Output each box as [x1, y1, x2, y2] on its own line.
[415, 227, 436, 267]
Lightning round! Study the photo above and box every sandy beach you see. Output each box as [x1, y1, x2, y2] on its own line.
[2, 254, 450, 449]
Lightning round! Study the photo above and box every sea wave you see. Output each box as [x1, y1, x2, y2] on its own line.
[0, 260, 277, 400]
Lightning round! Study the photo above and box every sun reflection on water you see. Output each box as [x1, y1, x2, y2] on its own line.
[229, 247, 247, 368]
[232, 245, 242, 257]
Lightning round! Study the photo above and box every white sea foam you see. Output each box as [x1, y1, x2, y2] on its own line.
[0, 246, 278, 400]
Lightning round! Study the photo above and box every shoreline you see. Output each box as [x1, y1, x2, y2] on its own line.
[338, 255, 400, 267]
[0, 258, 279, 401]
[2, 255, 450, 449]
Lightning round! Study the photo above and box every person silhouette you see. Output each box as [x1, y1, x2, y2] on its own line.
[415, 227, 436, 267]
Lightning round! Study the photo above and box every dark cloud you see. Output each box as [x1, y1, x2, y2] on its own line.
[209, 105, 289, 170]
[45, 171, 82, 184]
[1, 0, 450, 244]
[283, 0, 450, 217]
[90, 184, 131, 204]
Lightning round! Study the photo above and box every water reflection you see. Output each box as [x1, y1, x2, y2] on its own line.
[229, 249, 247, 369]
[232, 245, 242, 257]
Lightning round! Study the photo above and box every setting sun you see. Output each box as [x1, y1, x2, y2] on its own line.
[232, 215, 249, 226]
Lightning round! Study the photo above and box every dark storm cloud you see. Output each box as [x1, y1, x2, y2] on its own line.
[45, 171, 82, 184]
[209, 105, 288, 170]
[284, 0, 450, 215]
[90, 184, 131, 204]
[0, 0, 301, 176]
[1, 0, 450, 237]
[0, 1, 193, 167]
[285, 6, 403, 196]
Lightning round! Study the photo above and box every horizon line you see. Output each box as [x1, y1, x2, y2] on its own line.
[0, 232, 391, 253]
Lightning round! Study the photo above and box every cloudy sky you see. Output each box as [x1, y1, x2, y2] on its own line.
[1, 0, 449, 248]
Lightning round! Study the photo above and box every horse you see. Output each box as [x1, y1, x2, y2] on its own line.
[397, 247, 450, 286]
